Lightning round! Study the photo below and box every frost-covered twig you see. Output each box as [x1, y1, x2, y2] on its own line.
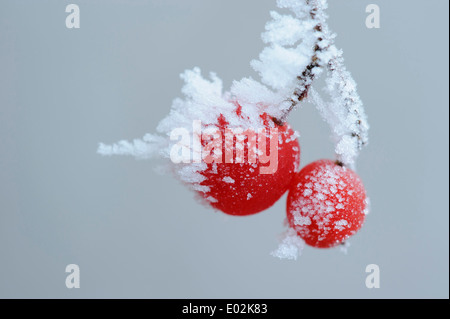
[310, 2, 369, 167]
[262, 0, 369, 167]
[273, 0, 327, 125]
[325, 52, 369, 165]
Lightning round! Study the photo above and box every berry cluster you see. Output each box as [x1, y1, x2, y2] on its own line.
[196, 107, 367, 249]
[99, 0, 369, 253]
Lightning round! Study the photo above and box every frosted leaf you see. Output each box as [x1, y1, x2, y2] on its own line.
[271, 228, 305, 260]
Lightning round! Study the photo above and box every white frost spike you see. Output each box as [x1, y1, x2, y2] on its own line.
[97, 134, 165, 160]
[271, 228, 305, 260]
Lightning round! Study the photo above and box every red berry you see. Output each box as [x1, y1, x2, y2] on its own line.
[287, 159, 367, 248]
[199, 106, 300, 216]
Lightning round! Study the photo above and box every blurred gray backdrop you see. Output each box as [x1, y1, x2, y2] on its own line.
[0, 0, 448, 298]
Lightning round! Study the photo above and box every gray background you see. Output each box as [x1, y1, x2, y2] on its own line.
[0, 0, 448, 298]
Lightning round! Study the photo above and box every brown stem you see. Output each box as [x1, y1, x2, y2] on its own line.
[335, 160, 345, 167]
[273, 3, 324, 125]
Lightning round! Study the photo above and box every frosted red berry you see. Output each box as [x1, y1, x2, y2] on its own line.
[199, 106, 300, 216]
[287, 159, 367, 248]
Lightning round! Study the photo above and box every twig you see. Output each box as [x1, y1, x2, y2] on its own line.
[273, 0, 368, 166]
[273, 1, 324, 125]
[327, 53, 369, 150]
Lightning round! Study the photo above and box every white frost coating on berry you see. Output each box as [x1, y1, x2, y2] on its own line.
[334, 219, 348, 231]
[271, 228, 305, 260]
[285, 130, 300, 143]
[222, 177, 235, 184]
[247, 193, 253, 200]
[176, 163, 210, 193]
[294, 214, 312, 226]
[206, 196, 218, 204]
[290, 161, 360, 240]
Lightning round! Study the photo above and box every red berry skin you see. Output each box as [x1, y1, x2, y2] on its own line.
[287, 160, 367, 248]
[199, 111, 300, 216]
